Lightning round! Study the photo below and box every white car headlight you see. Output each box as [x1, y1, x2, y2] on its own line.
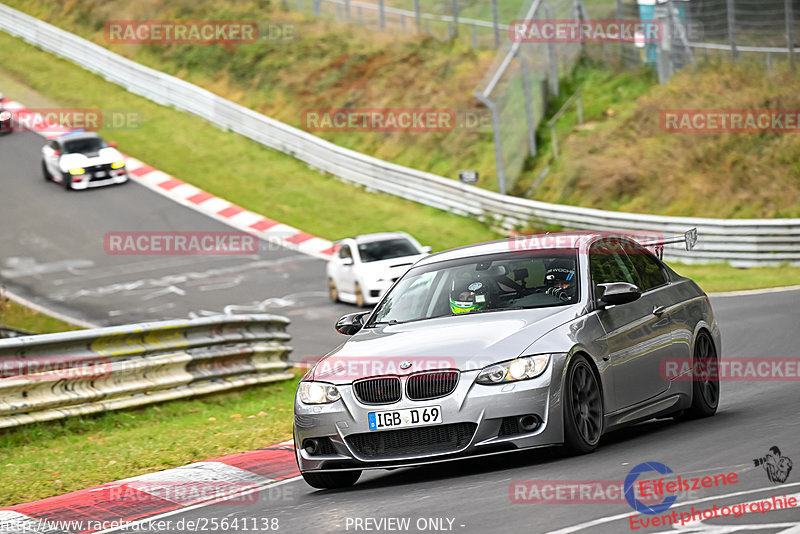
[298, 381, 341, 404]
[476, 354, 551, 385]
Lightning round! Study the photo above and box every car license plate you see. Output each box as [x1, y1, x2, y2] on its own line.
[95, 171, 106, 177]
[368, 406, 442, 431]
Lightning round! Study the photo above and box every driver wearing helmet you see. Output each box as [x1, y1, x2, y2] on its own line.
[544, 259, 576, 302]
[450, 279, 490, 314]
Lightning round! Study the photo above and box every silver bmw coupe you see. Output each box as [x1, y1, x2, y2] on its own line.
[294, 231, 721, 489]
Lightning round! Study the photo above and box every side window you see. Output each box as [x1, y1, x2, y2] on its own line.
[589, 240, 637, 286]
[338, 244, 352, 260]
[622, 241, 668, 291]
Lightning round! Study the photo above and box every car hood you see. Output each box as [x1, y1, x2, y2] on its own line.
[307, 306, 580, 383]
[358, 254, 426, 277]
[59, 148, 123, 170]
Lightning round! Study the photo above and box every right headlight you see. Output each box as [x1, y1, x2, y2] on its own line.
[476, 354, 551, 385]
[297, 381, 341, 404]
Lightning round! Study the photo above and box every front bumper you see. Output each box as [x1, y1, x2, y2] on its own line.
[294, 367, 565, 472]
[68, 168, 129, 190]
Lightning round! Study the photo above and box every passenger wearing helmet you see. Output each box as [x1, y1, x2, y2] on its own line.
[450, 279, 490, 314]
[544, 259, 576, 302]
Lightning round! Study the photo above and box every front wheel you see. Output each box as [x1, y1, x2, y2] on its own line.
[301, 470, 361, 489]
[62, 173, 74, 191]
[354, 282, 365, 308]
[42, 161, 51, 181]
[563, 355, 603, 454]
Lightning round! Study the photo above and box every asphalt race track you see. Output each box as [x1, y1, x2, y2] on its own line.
[2, 130, 799, 533]
[0, 130, 352, 359]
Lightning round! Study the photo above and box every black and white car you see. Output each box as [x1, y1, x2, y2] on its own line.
[41, 131, 129, 190]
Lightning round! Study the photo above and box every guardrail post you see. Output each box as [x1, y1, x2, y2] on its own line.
[475, 92, 507, 195]
[492, 0, 501, 48]
[313, 0, 321, 17]
[787, 0, 796, 73]
[344, 0, 351, 21]
[379, 0, 386, 29]
[357, 6, 364, 25]
[472, 24, 478, 48]
[414, 0, 422, 31]
[726, 0, 738, 61]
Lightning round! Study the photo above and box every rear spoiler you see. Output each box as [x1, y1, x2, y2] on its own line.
[640, 228, 698, 260]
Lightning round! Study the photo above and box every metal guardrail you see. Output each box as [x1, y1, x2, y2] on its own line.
[0, 315, 293, 429]
[1, 4, 798, 267]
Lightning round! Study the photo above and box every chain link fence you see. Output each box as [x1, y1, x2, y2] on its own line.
[283, 0, 526, 48]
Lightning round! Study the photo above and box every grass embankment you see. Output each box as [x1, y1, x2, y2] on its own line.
[522, 60, 800, 219]
[0, 373, 302, 506]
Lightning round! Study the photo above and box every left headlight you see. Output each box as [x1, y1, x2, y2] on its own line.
[111, 160, 125, 169]
[298, 381, 341, 404]
[476, 354, 551, 385]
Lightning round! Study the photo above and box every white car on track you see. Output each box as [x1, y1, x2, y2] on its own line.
[328, 232, 430, 307]
[41, 131, 129, 191]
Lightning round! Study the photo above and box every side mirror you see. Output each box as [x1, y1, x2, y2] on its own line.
[336, 312, 369, 335]
[598, 282, 642, 307]
[340, 257, 354, 266]
[421, 246, 432, 253]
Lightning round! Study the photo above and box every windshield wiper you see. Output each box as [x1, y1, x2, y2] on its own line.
[365, 319, 403, 327]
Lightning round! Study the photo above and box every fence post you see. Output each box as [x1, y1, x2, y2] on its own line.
[414, 0, 422, 31]
[616, 0, 624, 61]
[475, 92, 507, 195]
[492, 0, 501, 48]
[357, 6, 364, 25]
[787, 0, 796, 73]
[345, 0, 351, 21]
[379, 0, 386, 29]
[726, 0, 738, 61]
[516, 52, 538, 157]
[472, 24, 478, 48]
[545, 3, 560, 97]
[452, 0, 460, 37]
[313, 0, 320, 17]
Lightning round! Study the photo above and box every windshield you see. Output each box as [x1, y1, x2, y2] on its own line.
[368, 250, 579, 325]
[357, 238, 420, 263]
[63, 137, 107, 154]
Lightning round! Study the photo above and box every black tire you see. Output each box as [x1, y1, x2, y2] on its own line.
[683, 332, 719, 419]
[42, 161, 51, 181]
[62, 173, 74, 191]
[354, 282, 365, 308]
[329, 279, 339, 303]
[563, 355, 603, 454]
[301, 470, 361, 489]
